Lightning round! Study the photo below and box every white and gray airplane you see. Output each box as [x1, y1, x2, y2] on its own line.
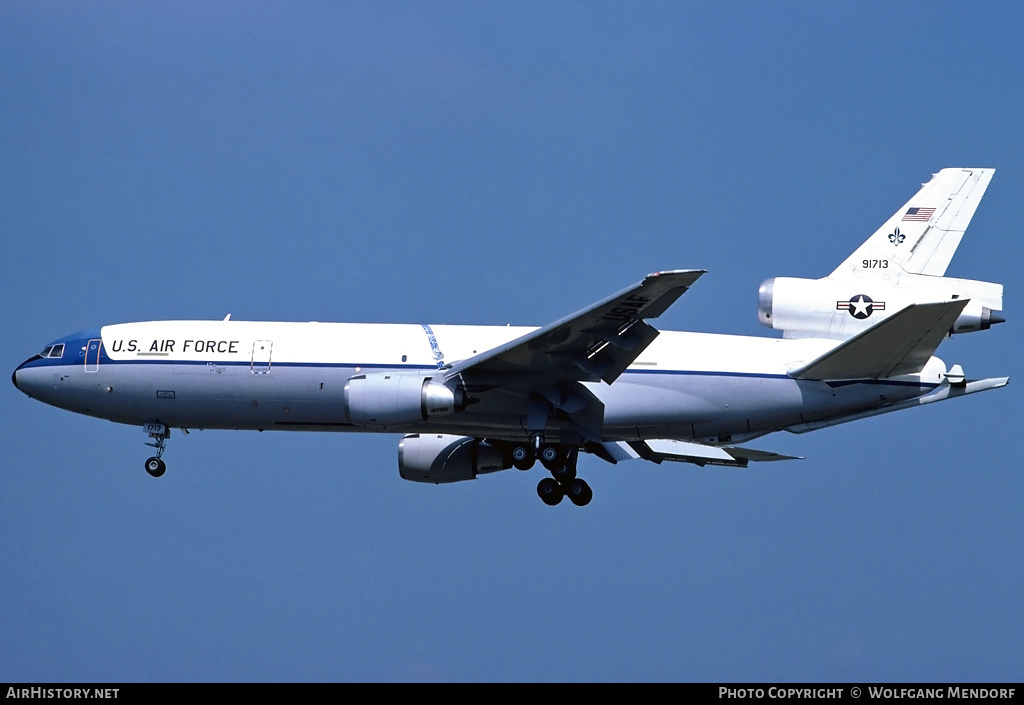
[13, 168, 1008, 506]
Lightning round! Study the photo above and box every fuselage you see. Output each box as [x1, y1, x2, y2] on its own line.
[12, 319, 945, 444]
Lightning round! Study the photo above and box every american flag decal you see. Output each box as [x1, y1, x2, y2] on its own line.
[902, 207, 936, 222]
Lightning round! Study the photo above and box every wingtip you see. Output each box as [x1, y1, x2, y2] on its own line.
[646, 268, 707, 278]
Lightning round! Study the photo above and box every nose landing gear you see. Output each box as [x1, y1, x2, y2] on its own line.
[144, 423, 169, 477]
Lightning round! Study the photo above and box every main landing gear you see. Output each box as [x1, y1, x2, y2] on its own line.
[511, 442, 593, 507]
[144, 423, 169, 478]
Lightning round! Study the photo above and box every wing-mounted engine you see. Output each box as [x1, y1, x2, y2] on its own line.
[758, 275, 1003, 340]
[398, 434, 510, 483]
[344, 373, 466, 428]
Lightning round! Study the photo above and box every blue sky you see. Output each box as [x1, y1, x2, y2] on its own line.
[2, 1, 1022, 682]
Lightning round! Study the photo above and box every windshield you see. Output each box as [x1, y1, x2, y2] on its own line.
[39, 344, 65, 358]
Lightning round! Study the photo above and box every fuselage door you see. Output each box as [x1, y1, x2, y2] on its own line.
[252, 340, 273, 374]
[85, 339, 102, 372]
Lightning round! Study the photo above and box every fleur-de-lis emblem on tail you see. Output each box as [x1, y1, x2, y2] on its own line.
[888, 227, 905, 246]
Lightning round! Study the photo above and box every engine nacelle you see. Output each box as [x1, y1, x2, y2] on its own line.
[344, 373, 462, 428]
[758, 275, 1003, 340]
[398, 434, 510, 484]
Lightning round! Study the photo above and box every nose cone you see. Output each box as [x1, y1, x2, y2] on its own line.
[12, 356, 46, 398]
[12, 360, 28, 392]
[13, 359, 31, 395]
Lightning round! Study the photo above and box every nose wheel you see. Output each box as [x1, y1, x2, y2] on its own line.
[145, 457, 166, 477]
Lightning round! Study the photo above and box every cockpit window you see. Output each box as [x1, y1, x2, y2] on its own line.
[40, 345, 53, 357]
[48, 344, 65, 358]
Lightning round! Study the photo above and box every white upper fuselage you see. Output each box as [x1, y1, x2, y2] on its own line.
[97, 319, 834, 373]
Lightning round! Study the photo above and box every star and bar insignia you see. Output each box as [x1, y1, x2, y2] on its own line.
[837, 294, 886, 320]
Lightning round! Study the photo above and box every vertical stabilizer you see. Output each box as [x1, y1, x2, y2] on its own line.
[829, 167, 994, 282]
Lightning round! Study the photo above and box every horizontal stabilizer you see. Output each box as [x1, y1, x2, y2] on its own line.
[785, 375, 1009, 433]
[790, 300, 967, 381]
[622, 439, 802, 468]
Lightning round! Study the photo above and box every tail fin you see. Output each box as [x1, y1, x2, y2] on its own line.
[759, 168, 1004, 340]
[829, 167, 994, 281]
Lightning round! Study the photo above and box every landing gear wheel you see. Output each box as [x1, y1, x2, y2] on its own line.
[539, 445, 565, 471]
[551, 462, 577, 483]
[537, 477, 564, 506]
[145, 457, 166, 478]
[512, 444, 535, 471]
[567, 478, 593, 507]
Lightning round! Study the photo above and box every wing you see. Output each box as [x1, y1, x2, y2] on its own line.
[830, 167, 994, 280]
[445, 270, 704, 389]
[443, 270, 704, 442]
[789, 299, 968, 381]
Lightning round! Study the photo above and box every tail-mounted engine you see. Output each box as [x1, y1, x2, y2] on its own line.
[398, 434, 510, 483]
[758, 275, 1004, 340]
[344, 373, 465, 428]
